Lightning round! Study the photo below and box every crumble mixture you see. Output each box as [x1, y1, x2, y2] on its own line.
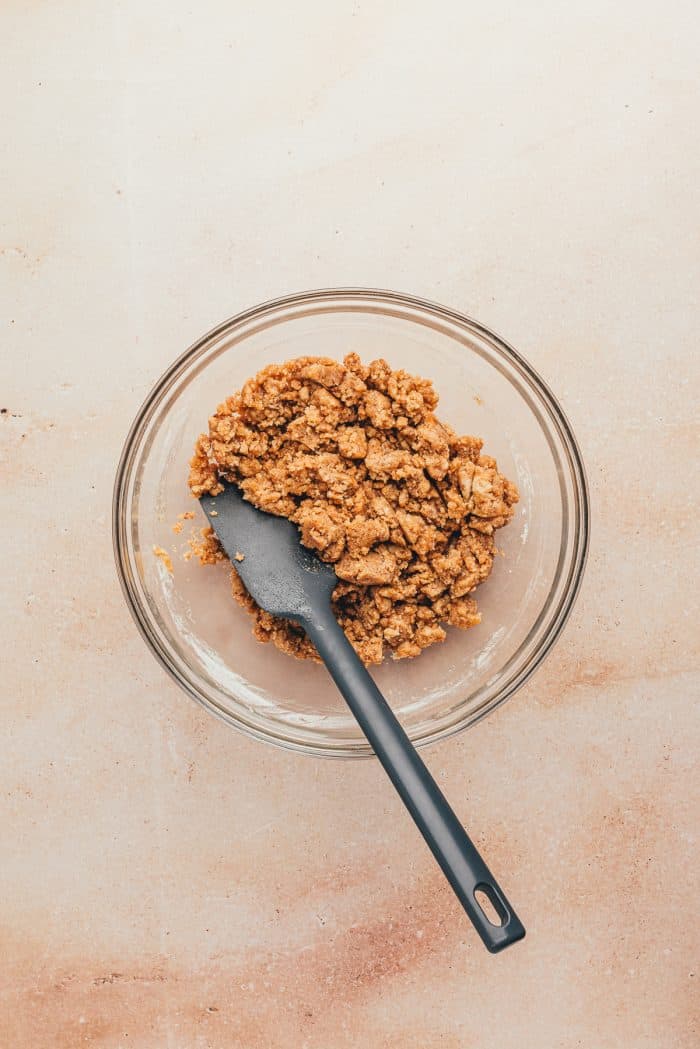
[153, 545, 174, 574]
[172, 510, 195, 534]
[188, 354, 518, 665]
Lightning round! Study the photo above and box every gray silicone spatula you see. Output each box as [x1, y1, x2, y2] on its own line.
[200, 482, 525, 952]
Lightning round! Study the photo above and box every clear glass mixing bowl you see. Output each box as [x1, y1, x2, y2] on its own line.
[113, 289, 589, 757]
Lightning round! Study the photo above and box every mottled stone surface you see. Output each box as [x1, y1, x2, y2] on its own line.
[1, 2, 698, 1046]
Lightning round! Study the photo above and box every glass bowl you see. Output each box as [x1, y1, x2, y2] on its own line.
[113, 289, 589, 757]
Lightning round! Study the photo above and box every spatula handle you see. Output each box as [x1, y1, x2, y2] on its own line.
[304, 607, 525, 953]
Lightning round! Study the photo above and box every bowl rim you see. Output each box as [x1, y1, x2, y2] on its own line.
[113, 287, 590, 757]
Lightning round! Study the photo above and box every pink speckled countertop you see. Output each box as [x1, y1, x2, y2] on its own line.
[2, 3, 698, 1047]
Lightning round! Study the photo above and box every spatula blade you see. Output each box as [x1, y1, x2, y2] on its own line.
[200, 483, 336, 621]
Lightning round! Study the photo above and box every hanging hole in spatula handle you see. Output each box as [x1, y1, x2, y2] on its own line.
[470, 881, 525, 952]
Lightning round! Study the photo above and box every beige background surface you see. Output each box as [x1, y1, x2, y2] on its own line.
[2, 2, 699, 1047]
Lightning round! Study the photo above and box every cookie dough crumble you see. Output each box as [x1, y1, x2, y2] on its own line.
[188, 354, 518, 665]
[172, 510, 196, 534]
[153, 545, 174, 574]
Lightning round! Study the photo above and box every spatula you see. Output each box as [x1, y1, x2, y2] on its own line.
[201, 482, 525, 953]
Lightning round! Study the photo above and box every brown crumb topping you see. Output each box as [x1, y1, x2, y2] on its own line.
[153, 545, 173, 574]
[188, 354, 518, 665]
[172, 510, 195, 535]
